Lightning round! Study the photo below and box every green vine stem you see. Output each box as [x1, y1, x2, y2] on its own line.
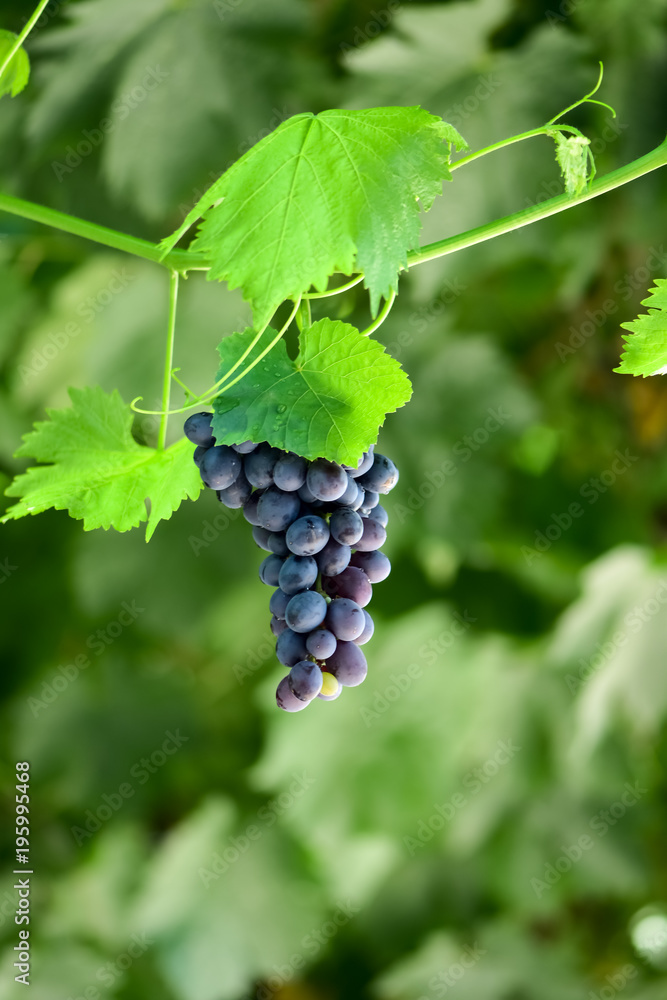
[157, 270, 179, 451]
[0, 0, 51, 82]
[0, 192, 208, 273]
[362, 289, 396, 337]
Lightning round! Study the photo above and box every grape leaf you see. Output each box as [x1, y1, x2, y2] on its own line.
[553, 132, 592, 197]
[211, 318, 412, 465]
[160, 106, 467, 324]
[615, 280, 667, 376]
[1, 386, 203, 539]
[0, 30, 30, 99]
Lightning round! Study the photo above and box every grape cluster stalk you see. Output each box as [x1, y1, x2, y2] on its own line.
[184, 413, 398, 711]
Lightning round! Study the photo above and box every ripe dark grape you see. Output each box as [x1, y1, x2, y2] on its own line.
[286, 515, 330, 556]
[200, 445, 241, 490]
[279, 554, 319, 595]
[288, 660, 323, 701]
[184, 417, 396, 712]
[285, 590, 327, 632]
[184, 412, 215, 447]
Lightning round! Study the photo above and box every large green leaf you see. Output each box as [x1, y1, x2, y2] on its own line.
[615, 280, 667, 376]
[160, 106, 467, 323]
[0, 30, 30, 99]
[211, 318, 412, 465]
[2, 386, 203, 539]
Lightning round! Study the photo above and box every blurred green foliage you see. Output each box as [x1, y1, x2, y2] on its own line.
[1, 1, 667, 998]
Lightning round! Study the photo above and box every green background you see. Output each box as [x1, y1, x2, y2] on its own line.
[2, 1, 667, 998]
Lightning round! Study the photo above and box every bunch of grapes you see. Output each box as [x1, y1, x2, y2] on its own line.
[184, 413, 398, 712]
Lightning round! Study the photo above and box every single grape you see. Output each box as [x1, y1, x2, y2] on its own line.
[316, 538, 351, 577]
[306, 458, 348, 501]
[336, 474, 359, 507]
[330, 508, 363, 546]
[354, 517, 387, 552]
[276, 628, 309, 667]
[257, 486, 301, 532]
[252, 525, 273, 551]
[360, 490, 379, 511]
[353, 609, 374, 645]
[367, 504, 388, 527]
[358, 453, 399, 494]
[232, 441, 259, 454]
[217, 470, 252, 508]
[317, 671, 342, 700]
[348, 484, 365, 511]
[273, 452, 308, 491]
[286, 515, 330, 556]
[184, 412, 215, 447]
[200, 445, 242, 490]
[322, 566, 372, 607]
[269, 588, 291, 620]
[279, 554, 319, 595]
[350, 549, 391, 583]
[306, 629, 337, 660]
[259, 554, 284, 586]
[288, 660, 323, 701]
[271, 615, 287, 637]
[267, 532, 289, 556]
[285, 590, 327, 632]
[242, 491, 263, 526]
[244, 443, 280, 488]
[345, 447, 374, 478]
[326, 641, 368, 686]
[193, 445, 208, 467]
[276, 675, 309, 712]
[297, 481, 317, 503]
[325, 597, 365, 641]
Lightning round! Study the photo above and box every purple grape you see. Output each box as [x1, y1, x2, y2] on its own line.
[315, 538, 351, 577]
[193, 445, 208, 467]
[267, 532, 289, 556]
[336, 474, 360, 507]
[330, 508, 363, 546]
[360, 490, 379, 511]
[348, 484, 365, 511]
[252, 525, 273, 551]
[269, 588, 291, 620]
[322, 566, 372, 607]
[276, 675, 309, 712]
[184, 412, 215, 447]
[325, 597, 365, 641]
[306, 629, 338, 659]
[326, 641, 368, 686]
[232, 441, 259, 454]
[297, 482, 317, 503]
[200, 445, 241, 490]
[244, 444, 280, 488]
[367, 505, 388, 528]
[242, 491, 263, 526]
[354, 609, 374, 645]
[285, 591, 327, 632]
[350, 549, 391, 583]
[288, 660, 323, 701]
[278, 555, 318, 595]
[271, 615, 287, 637]
[286, 515, 330, 556]
[276, 629, 309, 667]
[259, 554, 284, 586]
[354, 517, 387, 552]
[306, 459, 348, 501]
[346, 448, 374, 478]
[217, 470, 252, 508]
[256, 486, 301, 532]
[357, 453, 399, 494]
[274, 453, 308, 491]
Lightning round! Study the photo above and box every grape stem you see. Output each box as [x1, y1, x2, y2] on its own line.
[0, 0, 51, 84]
[361, 289, 396, 337]
[157, 270, 179, 451]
